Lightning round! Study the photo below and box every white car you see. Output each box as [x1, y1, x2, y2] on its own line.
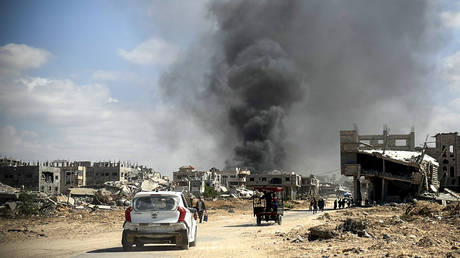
[122, 191, 198, 250]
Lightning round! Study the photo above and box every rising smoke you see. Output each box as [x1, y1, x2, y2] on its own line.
[159, 0, 443, 173]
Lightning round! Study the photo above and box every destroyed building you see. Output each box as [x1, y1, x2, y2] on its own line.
[47, 160, 87, 193]
[299, 175, 320, 197]
[0, 162, 61, 195]
[424, 132, 460, 192]
[0, 158, 163, 198]
[85, 161, 137, 185]
[215, 168, 251, 189]
[246, 171, 301, 200]
[340, 128, 439, 204]
[173, 166, 207, 195]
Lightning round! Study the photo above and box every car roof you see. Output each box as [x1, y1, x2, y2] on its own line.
[133, 191, 183, 198]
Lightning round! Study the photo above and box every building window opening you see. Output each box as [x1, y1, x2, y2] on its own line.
[450, 167, 455, 178]
[55, 187, 58, 192]
[395, 139, 407, 146]
[449, 145, 454, 156]
[42, 172, 54, 183]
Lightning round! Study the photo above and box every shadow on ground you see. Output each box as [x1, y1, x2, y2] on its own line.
[87, 245, 181, 253]
[224, 223, 276, 228]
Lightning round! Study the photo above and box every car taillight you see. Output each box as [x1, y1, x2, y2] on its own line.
[125, 207, 132, 222]
[178, 206, 186, 222]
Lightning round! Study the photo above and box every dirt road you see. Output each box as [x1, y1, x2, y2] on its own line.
[0, 210, 320, 258]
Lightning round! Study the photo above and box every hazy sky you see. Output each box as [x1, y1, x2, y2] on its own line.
[1, 0, 460, 176]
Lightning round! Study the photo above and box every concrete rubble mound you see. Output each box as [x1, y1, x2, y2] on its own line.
[337, 218, 368, 237]
[308, 225, 338, 241]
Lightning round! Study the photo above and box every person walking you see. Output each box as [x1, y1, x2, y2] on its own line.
[313, 199, 318, 214]
[195, 196, 207, 223]
[318, 198, 324, 212]
[334, 199, 338, 210]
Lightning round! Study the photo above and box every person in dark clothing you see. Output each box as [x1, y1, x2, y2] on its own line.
[313, 199, 318, 214]
[261, 191, 273, 212]
[195, 196, 206, 223]
[273, 196, 279, 213]
[334, 199, 338, 210]
[319, 198, 325, 211]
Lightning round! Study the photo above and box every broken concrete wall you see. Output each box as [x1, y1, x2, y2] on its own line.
[38, 166, 61, 196]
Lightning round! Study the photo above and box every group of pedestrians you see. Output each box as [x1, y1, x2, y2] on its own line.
[333, 197, 353, 209]
[309, 198, 325, 214]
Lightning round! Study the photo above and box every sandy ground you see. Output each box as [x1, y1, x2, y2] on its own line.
[0, 199, 458, 258]
[0, 204, 320, 258]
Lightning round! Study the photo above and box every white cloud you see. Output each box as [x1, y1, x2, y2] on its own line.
[0, 76, 224, 175]
[91, 70, 119, 81]
[0, 43, 51, 75]
[441, 11, 460, 28]
[425, 98, 460, 136]
[443, 51, 460, 90]
[118, 38, 180, 66]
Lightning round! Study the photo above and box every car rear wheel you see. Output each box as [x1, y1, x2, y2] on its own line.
[256, 216, 261, 226]
[121, 230, 133, 251]
[179, 230, 189, 250]
[190, 227, 197, 247]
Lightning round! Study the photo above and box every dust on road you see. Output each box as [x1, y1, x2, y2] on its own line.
[0, 208, 319, 258]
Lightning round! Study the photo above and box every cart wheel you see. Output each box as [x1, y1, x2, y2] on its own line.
[256, 216, 261, 226]
[277, 215, 282, 225]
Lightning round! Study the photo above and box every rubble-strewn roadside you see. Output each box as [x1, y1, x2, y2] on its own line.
[272, 201, 460, 257]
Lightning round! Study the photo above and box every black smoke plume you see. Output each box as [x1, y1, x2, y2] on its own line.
[159, 0, 443, 173]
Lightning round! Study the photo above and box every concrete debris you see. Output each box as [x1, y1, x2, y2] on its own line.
[0, 182, 19, 194]
[5, 201, 17, 212]
[292, 235, 304, 243]
[95, 188, 114, 205]
[308, 225, 338, 241]
[337, 218, 367, 237]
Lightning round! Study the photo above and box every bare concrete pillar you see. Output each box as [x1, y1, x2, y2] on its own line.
[381, 178, 386, 203]
[353, 176, 362, 206]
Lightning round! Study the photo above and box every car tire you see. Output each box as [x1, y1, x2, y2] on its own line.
[256, 216, 261, 226]
[190, 227, 197, 247]
[179, 230, 189, 250]
[121, 230, 133, 251]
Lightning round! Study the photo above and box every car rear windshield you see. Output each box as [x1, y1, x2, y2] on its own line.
[133, 195, 178, 211]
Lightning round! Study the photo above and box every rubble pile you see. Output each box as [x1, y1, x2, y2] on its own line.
[229, 187, 253, 199]
[0, 177, 172, 218]
[275, 200, 460, 257]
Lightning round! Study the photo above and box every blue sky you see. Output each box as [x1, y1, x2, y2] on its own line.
[0, 0, 460, 175]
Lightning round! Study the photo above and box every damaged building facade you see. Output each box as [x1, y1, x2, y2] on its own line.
[424, 132, 460, 192]
[340, 128, 439, 204]
[246, 171, 301, 200]
[0, 162, 61, 195]
[0, 158, 163, 196]
[299, 175, 320, 197]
